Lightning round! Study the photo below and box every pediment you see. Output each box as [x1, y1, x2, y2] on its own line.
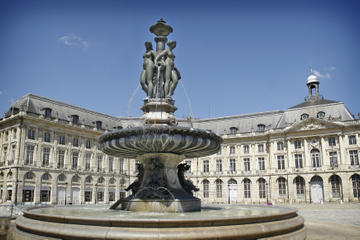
[284, 118, 343, 133]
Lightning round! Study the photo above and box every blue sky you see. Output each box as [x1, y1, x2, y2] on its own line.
[0, 0, 359, 119]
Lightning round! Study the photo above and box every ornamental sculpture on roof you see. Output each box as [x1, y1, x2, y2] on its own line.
[140, 19, 181, 99]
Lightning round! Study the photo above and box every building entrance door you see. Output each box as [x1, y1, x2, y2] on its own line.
[310, 176, 324, 203]
[57, 187, 66, 205]
[228, 180, 237, 204]
[71, 188, 80, 205]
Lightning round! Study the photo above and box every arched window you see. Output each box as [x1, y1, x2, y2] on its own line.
[71, 115, 79, 124]
[25, 172, 34, 180]
[258, 178, 266, 199]
[351, 174, 360, 198]
[58, 174, 66, 182]
[203, 180, 210, 198]
[300, 113, 309, 120]
[215, 179, 223, 198]
[109, 178, 116, 185]
[230, 127, 238, 135]
[85, 176, 92, 183]
[257, 124, 265, 132]
[41, 173, 51, 181]
[317, 111, 325, 119]
[244, 179, 251, 198]
[311, 149, 321, 168]
[278, 177, 286, 196]
[98, 177, 105, 184]
[72, 175, 80, 183]
[330, 175, 341, 198]
[295, 176, 305, 197]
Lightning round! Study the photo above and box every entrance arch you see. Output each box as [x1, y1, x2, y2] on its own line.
[310, 176, 324, 203]
[228, 179, 237, 204]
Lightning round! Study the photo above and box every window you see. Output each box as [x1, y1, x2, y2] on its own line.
[352, 174, 360, 198]
[295, 154, 303, 169]
[85, 154, 91, 170]
[294, 140, 301, 149]
[328, 137, 336, 146]
[59, 135, 65, 145]
[230, 127, 238, 135]
[203, 160, 209, 173]
[97, 155, 103, 171]
[311, 149, 321, 168]
[185, 160, 191, 173]
[96, 121, 102, 129]
[317, 111, 325, 119]
[278, 178, 286, 196]
[350, 150, 359, 166]
[11, 148, 15, 162]
[295, 177, 305, 196]
[257, 124, 265, 132]
[258, 157, 265, 171]
[109, 191, 115, 201]
[25, 172, 33, 179]
[98, 177, 104, 184]
[229, 159, 236, 172]
[203, 180, 209, 198]
[300, 113, 309, 120]
[13, 129, 17, 139]
[277, 155, 285, 170]
[72, 175, 80, 183]
[119, 159, 124, 173]
[85, 191, 92, 202]
[27, 129, 35, 140]
[44, 132, 51, 142]
[244, 158, 250, 171]
[244, 179, 251, 198]
[258, 144, 264, 153]
[330, 175, 341, 198]
[277, 142, 284, 151]
[229, 146, 235, 155]
[73, 137, 79, 147]
[25, 146, 34, 165]
[329, 152, 338, 167]
[57, 150, 65, 168]
[72, 115, 79, 124]
[58, 174, 65, 182]
[44, 108, 52, 118]
[72, 152, 79, 169]
[85, 176, 92, 183]
[42, 173, 50, 181]
[42, 148, 50, 167]
[258, 178, 266, 199]
[243, 145, 250, 154]
[216, 179, 222, 198]
[2, 147, 7, 163]
[86, 140, 91, 149]
[349, 135, 357, 145]
[5, 131, 9, 141]
[109, 157, 114, 172]
[216, 159, 222, 172]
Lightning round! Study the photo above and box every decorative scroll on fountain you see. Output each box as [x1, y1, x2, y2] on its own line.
[100, 19, 222, 212]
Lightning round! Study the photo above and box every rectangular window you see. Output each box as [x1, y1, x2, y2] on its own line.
[42, 148, 50, 167]
[72, 152, 78, 169]
[328, 137, 336, 146]
[278, 179, 286, 196]
[97, 155, 103, 171]
[277, 142, 284, 151]
[294, 140, 301, 149]
[25, 146, 34, 165]
[277, 155, 285, 170]
[329, 152, 338, 167]
[350, 150, 359, 166]
[109, 192, 115, 201]
[243, 145, 250, 154]
[85, 191, 92, 202]
[57, 150, 65, 168]
[85, 154, 91, 170]
[349, 135, 357, 145]
[203, 160, 209, 173]
[97, 191, 104, 202]
[185, 160, 192, 173]
[229, 146, 235, 155]
[27, 129, 35, 140]
[109, 157, 114, 172]
[216, 159, 222, 172]
[44, 132, 51, 142]
[295, 154, 303, 169]
[5, 131, 8, 141]
[258, 144, 264, 153]
[244, 158, 250, 171]
[11, 148, 15, 162]
[244, 181, 251, 198]
[229, 159, 236, 172]
[216, 182, 222, 198]
[86, 140, 91, 149]
[59, 135, 65, 145]
[259, 181, 266, 199]
[258, 157, 265, 171]
[203, 182, 209, 198]
[73, 137, 79, 147]
[119, 159, 124, 173]
[13, 129, 17, 139]
[3, 147, 7, 163]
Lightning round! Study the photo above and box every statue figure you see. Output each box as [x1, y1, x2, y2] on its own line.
[177, 163, 199, 195]
[140, 41, 156, 98]
[155, 41, 181, 98]
[125, 163, 144, 195]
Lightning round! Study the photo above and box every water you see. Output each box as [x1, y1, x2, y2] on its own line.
[127, 84, 141, 116]
[179, 81, 194, 118]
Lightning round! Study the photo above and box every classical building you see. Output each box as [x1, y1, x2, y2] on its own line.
[0, 73, 359, 205]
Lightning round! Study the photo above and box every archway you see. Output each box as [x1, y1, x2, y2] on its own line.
[310, 176, 324, 203]
[228, 179, 237, 204]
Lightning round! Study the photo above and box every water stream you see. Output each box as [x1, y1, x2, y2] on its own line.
[180, 81, 194, 118]
[127, 84, 141, 116]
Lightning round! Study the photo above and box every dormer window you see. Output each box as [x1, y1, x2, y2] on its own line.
[300, 113, 309, 120]
[230, 127, 238, 135]
[114, 126, 123, 130]
[71, 115, 79, 124]
[257, 124, 265, 132]
[317, 111, 325, 119]
[44, 108, 52, 118]
[96, 121, 102, 129]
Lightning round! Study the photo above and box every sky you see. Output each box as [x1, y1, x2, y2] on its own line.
[0, 0, 359, 120]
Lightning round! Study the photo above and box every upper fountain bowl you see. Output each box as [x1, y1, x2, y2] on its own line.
[99, 125, 223, 158]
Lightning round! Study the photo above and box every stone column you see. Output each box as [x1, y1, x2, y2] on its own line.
[338, 134, 345, 166]
[303, 138, 310, 168]
[16, 180, 23, 204]
[320, 137, 326, 167]
[51, 181, 57, 204]
[66, 182, 71, 205]
[34, 175, 41, 204]
[286, 140, 292, 169]
[92, 184, 97, 204]
[104, 178, 109, 204]
[80, 179, 85, 204]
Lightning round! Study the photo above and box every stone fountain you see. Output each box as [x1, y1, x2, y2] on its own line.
[14, 19, 306, 240]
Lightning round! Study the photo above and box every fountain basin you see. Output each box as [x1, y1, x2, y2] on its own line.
[14, 205, 306, 240]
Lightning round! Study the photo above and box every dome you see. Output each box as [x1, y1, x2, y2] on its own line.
[307, 74, 319, 84]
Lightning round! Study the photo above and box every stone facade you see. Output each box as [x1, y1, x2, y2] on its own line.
[0, 75, 359, 205]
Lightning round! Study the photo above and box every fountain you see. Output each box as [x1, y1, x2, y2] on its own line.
[14, 19, 306, 239]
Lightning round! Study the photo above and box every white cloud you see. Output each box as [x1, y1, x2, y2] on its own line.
[59, 34, 88, 49]
[312, 68, 333, 79]
[329, 66, 336, 71]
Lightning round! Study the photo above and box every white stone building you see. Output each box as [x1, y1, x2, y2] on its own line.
[0, 73, 359, 205]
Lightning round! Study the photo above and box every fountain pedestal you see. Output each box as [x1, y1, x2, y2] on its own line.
[141, 98, 177, 124]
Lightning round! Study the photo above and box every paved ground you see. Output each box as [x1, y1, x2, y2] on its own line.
[279, 202, 360, 240]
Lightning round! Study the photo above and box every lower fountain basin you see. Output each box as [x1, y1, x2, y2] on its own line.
[15, 205, 306, 240]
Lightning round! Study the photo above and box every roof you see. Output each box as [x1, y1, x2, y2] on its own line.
[289, 98, 338, 109]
